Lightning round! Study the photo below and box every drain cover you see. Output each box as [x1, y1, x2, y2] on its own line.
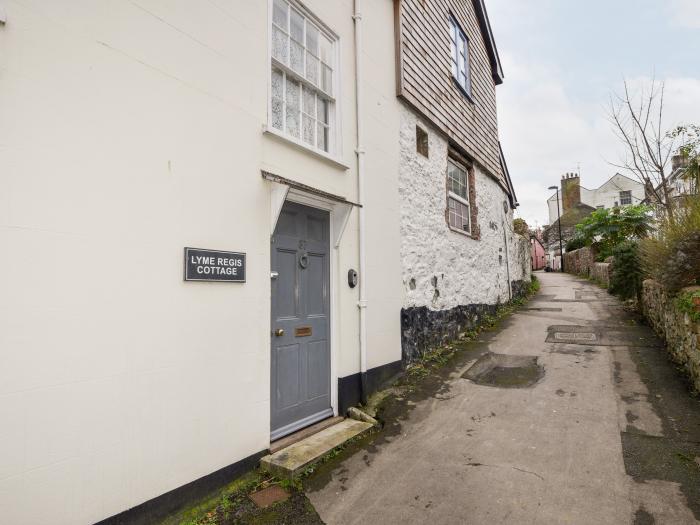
[546, 325, 602, 345]
[463, 353, 544, 388]
[249, 485, 290, 508]
[554, 332, 597, 341]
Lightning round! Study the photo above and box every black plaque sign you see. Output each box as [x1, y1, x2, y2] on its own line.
[184, 248, 246, 282]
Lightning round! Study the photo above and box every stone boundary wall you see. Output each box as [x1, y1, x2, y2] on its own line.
[642, 280, 700, 392]
[563, 246, 595, 276]
[591, 262, 612, 286]
[564, 247, 612, 286]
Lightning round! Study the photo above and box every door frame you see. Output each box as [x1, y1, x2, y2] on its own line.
[270, 190, 342, 430]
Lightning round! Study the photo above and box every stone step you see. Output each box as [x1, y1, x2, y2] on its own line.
[260, 419, 373, 479]
[269, 416, 345, 454]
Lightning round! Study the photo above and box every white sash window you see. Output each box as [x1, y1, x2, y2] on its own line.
[270, 0, 336, 154]
[447, 159, 471, 234]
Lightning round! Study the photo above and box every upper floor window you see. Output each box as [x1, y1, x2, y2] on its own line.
[270, 0, 336, 153]
[447, 159, 472, 235]
[449, 16, 471, 98]
[619, 190, 632, 205]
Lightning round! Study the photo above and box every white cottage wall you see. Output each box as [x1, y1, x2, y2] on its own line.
[399, 105, 517, 310]
[0, 1, 375, 524]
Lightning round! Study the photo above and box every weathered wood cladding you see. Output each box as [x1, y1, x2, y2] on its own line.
[395, 0, 504, 188]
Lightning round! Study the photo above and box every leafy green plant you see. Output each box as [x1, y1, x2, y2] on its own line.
[609, 241, 643, 300]
[641, 196, 700, 293]
[675, 290, 700, 323]
[565, 236, 587, 252]
[575, 204, 653, 260]
[513, 218, 529, 236]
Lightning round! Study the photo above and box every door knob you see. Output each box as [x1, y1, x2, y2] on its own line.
[274, 329, 285, 337]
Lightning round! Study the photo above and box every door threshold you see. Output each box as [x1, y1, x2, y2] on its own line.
[269, 415, 344, 454]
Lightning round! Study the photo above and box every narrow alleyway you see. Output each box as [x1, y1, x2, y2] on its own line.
[307, 272, 700, 524]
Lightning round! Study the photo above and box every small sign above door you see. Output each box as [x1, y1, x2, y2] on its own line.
[184, 248, 246, 282]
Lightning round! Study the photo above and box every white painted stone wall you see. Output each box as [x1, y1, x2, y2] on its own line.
[399, 104, 527, 310]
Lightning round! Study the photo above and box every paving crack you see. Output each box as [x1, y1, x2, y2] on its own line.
[465, 462, 545, 481]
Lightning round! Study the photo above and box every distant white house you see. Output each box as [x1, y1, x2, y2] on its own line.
[547, 173, 645, 224]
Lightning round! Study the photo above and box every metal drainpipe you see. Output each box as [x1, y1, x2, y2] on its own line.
[502, 215, 512, 301]
[353, 0, 368, 404]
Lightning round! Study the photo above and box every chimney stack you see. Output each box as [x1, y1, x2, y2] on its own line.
[561, 172, 581, 213]
[671, 154, 688, 172]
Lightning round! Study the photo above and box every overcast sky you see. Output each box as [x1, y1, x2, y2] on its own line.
[487, 0, 700, 228]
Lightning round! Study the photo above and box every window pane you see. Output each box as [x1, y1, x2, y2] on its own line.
[272, 26, 288, 64]
[273, 0, 288, 28]
[271, 97, 283, 130]
[306, 24, 319, 54]
[317, 122, 328, 151]
[290, 40, 304, 74]
[319, 35, 333, 66]
[448, 162, 469, 200]
[306, 52, 319, 85]
[302, 86, 315, 115]
[290, 8, 304, 42]
[302, 114, 315, 145]
[271, 67, 284, 99]
[321, 64, 332, 94]
[317, 98, 329, 124]
[450, 19, 457, 43]
[448, 197, 470, 232]
[285, 78, 300, 137]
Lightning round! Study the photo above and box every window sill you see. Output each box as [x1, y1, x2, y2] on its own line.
[263, 126, 350, 171]
[448, 225, 478, 240]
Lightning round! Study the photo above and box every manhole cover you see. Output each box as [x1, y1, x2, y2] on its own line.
[249, 485, 290, 508]
[546, 325, 603, 345]
[554, 332, 597, 341]
[463, 353, 544, 388]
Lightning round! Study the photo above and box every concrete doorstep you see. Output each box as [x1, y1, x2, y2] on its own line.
[261, 419, 373, 479]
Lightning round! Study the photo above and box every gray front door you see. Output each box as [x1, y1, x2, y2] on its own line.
[271, 201, 332, 440]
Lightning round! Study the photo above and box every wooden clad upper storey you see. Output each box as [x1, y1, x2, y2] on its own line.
[395, 0, 505, 189]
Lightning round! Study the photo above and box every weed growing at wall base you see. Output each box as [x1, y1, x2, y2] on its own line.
[676, 290, 700, 323]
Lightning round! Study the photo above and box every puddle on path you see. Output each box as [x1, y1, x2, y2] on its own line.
[462, 353, 544, 388]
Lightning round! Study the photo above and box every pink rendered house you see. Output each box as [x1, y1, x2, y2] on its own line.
[531, 236, 546, 271]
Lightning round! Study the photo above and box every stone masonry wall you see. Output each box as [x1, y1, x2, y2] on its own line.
[398, 104, 530, 362]
[563, 246, 596, 276]
[591, 262, 612, 286]
[642, 280, 700, 392]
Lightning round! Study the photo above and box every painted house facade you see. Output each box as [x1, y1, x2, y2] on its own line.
[547, 173, 645, 225]
[531, 236, 546, 271]
[395, 0, 527, 360]
[0, 1, 525, 524]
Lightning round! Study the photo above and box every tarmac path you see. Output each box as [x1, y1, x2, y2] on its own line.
[307, 272, 700, 524]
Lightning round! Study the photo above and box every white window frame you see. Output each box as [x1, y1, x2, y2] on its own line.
[447, 158, 472, 235]
[619, 190, 632, 205]
[449, 16, 471, 99]
[267, 0, 342, 162]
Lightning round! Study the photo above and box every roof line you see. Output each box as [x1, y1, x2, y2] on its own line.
[499, 142, 518, 208]
[471, 0, 504, 85]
